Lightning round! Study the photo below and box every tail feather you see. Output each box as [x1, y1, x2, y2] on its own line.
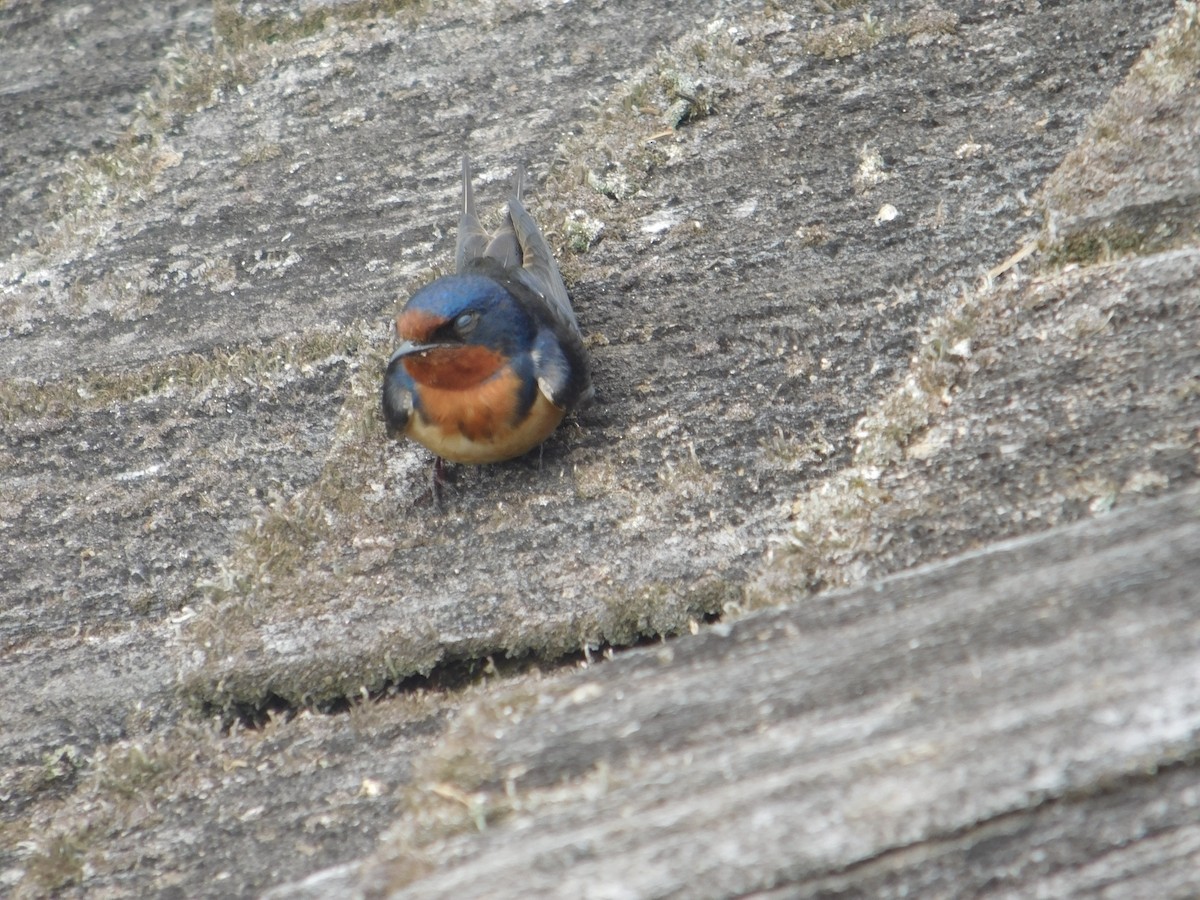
[454, 155, 491, 271]
[454, 156, 575, 327]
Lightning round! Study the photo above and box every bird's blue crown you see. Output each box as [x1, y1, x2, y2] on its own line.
[404, 274, 536, 354]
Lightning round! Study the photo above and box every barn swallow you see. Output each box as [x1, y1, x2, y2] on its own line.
[382, 157, 592, 466]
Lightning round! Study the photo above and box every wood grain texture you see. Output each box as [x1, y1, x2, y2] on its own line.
[353, 487, 1200, 897]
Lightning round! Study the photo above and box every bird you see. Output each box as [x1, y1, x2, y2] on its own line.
[382, 156, 592, 469]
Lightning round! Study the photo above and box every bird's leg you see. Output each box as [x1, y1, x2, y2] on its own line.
[431, 456, 448, 507]
[414, 455, 452, 508]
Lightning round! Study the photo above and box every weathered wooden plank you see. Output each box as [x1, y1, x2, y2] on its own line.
[756, 763, 1200, 898]
[2, 1, 1194, 896]
[347, 487, 1200, 897]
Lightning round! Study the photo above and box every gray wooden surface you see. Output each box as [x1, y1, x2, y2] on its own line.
[2, 0, 1196, 896]
[311, 487, 1197, 897]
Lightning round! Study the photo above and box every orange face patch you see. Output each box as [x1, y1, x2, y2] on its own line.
[403, 345, 507, 391]
[395, 309, 446, 343]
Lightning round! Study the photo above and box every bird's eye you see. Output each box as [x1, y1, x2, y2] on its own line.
[454, 311, 478, 334]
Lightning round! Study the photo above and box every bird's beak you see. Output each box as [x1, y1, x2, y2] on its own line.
[388, 340, 445, 365]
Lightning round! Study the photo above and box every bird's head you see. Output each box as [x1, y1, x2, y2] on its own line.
[388, 274, 535, 390]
